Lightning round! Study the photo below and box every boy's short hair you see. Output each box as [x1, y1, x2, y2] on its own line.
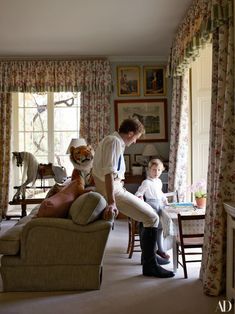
[119, 118, 145, 135]
[148, 158, 165, 171]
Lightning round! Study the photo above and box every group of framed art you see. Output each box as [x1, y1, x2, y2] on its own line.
[115, 66, 168, 143]
[117, 66, 166, 97]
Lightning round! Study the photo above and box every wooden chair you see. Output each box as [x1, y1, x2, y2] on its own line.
[176, 213, 205, 278]
[127, 190, 179, 258]
[165, 190, 179, 203]
[127, 218, 141, 258]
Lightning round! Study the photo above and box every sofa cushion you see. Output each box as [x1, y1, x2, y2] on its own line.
[69, 192, 107, 225]
[37, 179, 82, 218]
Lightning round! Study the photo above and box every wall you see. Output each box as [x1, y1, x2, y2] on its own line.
[108, 56, 172, 166]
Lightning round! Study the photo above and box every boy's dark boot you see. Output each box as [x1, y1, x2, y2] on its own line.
[139, 223, 170, 265]
[141, 227, 175, 278]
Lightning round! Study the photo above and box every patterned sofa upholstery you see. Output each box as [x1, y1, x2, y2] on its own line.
[0, 192, 112, 292]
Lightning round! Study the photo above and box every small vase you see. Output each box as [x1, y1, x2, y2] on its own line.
[195, 197, 206, 209]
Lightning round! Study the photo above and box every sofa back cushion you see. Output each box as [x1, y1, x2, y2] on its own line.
[69, 192, 107, 225]
[37, 179, 82, 218]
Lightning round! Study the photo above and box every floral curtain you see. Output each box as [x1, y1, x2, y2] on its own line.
[167, 0, 234, 295]
[0, 93, 12, 218]
[201, 16, 234, 296]
[0, 58, 113, 218]
[168, 70, 190, 201]
[80, 92, 111, 149]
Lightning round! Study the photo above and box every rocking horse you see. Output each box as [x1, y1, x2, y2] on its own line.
[12, 151, 67, 200]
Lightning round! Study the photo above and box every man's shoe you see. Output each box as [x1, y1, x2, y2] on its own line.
[143, 261, 175, 278]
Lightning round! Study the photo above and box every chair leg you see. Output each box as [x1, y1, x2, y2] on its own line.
[126, 217, 132, 254]
[176, 243, 179, 268]
[181, 246, 188, 279]
[128, 224, 135, 258]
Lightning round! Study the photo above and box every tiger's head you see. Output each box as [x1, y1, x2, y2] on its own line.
[70, 145, 94, 172]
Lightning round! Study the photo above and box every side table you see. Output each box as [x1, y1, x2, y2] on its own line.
[224, 201, 235, 304]
[7, 198, 44, 219]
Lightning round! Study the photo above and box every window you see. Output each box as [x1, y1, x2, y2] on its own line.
[12, 92, 81, 178]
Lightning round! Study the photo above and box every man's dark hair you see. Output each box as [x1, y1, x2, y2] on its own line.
[119, 118, 145, 135]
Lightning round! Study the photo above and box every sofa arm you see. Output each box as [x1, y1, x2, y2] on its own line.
[19, 218, 112, 265]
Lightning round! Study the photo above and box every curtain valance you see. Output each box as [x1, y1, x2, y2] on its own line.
[0, 58, 112, 93]
[167, 0, 233, 77]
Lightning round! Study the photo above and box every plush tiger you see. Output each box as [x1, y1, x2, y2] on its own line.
[70, 145, 95, 193]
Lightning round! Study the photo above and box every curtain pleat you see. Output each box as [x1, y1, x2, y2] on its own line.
[0, 93, 12, 218]
[80, 91, 111, 149]
[168, 71, 189, 201]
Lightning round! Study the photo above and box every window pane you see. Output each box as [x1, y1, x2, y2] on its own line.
[54, 92, 79, 107]
[54, 131, 78, 155]
[54, 92, 80, 131]
[20, 108, 48, 132]
[54, 107, 78, 131]
[22, 93, 47, 108]
[20, 132, 48, 155]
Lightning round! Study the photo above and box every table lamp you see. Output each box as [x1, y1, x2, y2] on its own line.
[142, 144, 161, 161]
[66, 138, 87, 154]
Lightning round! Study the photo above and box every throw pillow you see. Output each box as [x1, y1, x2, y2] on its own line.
[37, 179, 83, 218]
[45, 179, 71, 198]
[69, 192, 107, 225]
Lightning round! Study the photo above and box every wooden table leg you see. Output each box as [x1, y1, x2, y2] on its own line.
[21, 203, 27, 217]
[173, 236, 177, 273]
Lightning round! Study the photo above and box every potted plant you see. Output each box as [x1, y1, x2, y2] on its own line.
[190, 179, 207, 208]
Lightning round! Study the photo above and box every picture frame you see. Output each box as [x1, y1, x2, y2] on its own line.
[114, 99, 168, 142]
[123, 154, 131, 173]
[134, 154, 146, 166]
[117, 66, 140, 97]
[143, 66, 167, 96]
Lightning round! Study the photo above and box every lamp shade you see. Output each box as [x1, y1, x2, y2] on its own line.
[142, 144, 159, 157]
[66, 138, 87, 154]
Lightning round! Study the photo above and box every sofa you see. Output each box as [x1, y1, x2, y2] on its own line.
[0, 191, 113, 292]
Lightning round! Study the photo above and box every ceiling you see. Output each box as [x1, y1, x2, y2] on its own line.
[0, 0, 192, 59]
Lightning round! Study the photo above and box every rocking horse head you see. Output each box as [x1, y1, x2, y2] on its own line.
[12, 152, 24, 167]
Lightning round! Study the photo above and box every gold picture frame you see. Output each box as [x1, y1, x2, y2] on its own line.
[143, 66, 167, 96]
[114, 99, 168, 142]
[117, 66, 140, 97]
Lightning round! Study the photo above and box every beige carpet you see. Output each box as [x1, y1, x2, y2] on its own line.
[0, 219, 223, 314]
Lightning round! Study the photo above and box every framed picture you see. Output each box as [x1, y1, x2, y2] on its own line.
[114, 99, 168, 142]
[134, 154, 146, 165]
[117, 66, 140, 97]
[143, 66, 167, 96]
[123, 154, 131, 173]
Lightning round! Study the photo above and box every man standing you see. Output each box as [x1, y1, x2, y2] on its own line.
[92, 118, 174, 278]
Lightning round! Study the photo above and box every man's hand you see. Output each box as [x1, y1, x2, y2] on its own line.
[102, 203, 119, 220]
